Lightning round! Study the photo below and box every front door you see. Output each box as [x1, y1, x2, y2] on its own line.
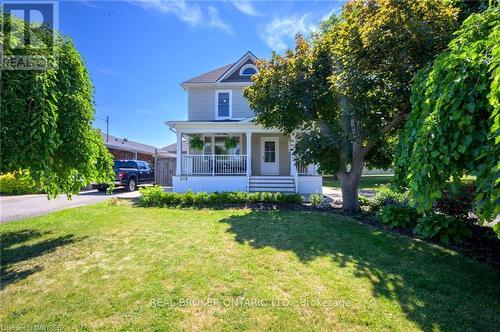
[260, 137, 279, 175]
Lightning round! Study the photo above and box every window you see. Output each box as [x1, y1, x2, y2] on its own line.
[242, 67, 256, 75]
[239, 64, 258, 76]
[214, 136, 240, 155]
[114, 161, 137, 169]
[216, 90, 231, 118]
[204, 136, 212, 155]
[264, 141, 276, 162]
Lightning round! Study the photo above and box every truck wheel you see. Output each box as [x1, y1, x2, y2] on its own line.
[127, 178, 137, 192]
[97, 184, 108, 192]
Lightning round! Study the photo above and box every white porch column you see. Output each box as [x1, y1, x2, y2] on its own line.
[175, 131, 182, 176]
[246, 132, 252, 176]
[290, 132, 299, 192]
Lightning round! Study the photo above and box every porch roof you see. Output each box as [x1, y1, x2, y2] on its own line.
[166, 120, 282, 134]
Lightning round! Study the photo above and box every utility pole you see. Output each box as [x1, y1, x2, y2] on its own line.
[106, 116, 109, 142]
[95, 115, 110, 141]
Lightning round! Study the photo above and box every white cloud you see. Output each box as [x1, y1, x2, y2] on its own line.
[131, 1, 234, 34]
[133, 0, 202, 26]
[262, 13, 319, 52]
[231, 0, 261, 16]
[208, 6, 234, 35]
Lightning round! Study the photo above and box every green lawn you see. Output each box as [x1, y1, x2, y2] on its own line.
[1, 203, 499, 331]
[323, 175, 393, 190]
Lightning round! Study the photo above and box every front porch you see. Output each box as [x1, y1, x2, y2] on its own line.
[168, 121, 322, 194]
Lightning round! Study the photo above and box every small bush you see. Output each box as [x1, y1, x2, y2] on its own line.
[139, 186, 304, 207]
[358, 195, 372, 207]
[371, 185, 409, 211]
[310, 193, 323, 207]
[433, 184, 476, 220]
[139, 186, 166, 206]
[0, 172, 41, 195]
[413, 214, 472, 245]
[377, 205, 421, 228]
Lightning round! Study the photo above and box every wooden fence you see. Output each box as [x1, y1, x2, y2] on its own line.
[155, 157, 176, 186]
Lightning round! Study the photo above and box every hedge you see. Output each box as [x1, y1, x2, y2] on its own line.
[139, 186, 303, 207]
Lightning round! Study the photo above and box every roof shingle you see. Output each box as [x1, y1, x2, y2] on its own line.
[182, 63, 233, 84]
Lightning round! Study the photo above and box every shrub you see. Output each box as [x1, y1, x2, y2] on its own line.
[413, 214, 472, 245]
[433, 184, 476, 220]
[310, 193, 323, 207]
[139, 186, 304, 207]
[377, 205, 421, 229]
[282, 193, 303, 204]
[0, 172, 41, 195]
[139, 186, 166, 207]
[358, 195, 372, 207]
[371, 185, 409, 211]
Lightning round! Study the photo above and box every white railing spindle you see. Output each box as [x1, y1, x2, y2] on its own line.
[181, 155, 247, 175]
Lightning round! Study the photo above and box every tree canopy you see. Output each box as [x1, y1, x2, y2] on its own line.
[0, 14, 114, 196]
[395, 7, 500, 224]
[245, 0, 458, 209]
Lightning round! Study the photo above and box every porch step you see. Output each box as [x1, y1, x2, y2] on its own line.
[249, 176, 296, 193]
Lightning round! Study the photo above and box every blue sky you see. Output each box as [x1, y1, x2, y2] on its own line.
[58, 0, 344, 147]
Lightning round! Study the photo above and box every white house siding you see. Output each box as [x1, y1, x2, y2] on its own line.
[188, 87, 254, 121]
[173, 176, 247, 192]
[297, 176, 323, 194]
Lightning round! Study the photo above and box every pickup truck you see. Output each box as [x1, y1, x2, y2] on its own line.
[96, 160, 155, 192]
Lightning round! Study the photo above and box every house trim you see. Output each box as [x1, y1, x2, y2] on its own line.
[239, 63, 258, 76]
[181, 82, 253, 90]
[166, 121, 282, 134]
[216, 51, 258, 83]
[215, 89, 232, 120]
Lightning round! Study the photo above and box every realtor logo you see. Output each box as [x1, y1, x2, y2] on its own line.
[1, 0, 59, 70]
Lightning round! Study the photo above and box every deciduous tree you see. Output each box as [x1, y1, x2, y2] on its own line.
[395, 7, 500, 231]
[245, 0, 458, 210]
[0, 14, 114, 196]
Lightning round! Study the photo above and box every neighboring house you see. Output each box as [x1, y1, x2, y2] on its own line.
[167, 51, 322, 194]
[101, 133, 157, 165]
[160, 141, 188, 155]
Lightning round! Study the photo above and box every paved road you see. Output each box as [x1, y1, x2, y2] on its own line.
[0, 189, 141, 223]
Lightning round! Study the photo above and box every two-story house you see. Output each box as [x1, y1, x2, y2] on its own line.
[167, 52, 322, 194]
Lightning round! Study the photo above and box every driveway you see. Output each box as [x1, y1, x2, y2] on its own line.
[1, 188, 151, 223]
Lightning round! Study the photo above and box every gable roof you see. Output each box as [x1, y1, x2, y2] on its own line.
[101, 132, 158, 155]
[181, 51, 258, 85]
[182, 63, 233, 84]
[160, 141, 188, 154]
[217, 51, 258, 83]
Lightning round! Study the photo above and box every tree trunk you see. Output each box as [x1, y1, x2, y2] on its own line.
[336, 157, 364, 211]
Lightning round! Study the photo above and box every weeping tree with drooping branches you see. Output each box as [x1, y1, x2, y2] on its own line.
[395, 7, 500, 235]
[0, 14, 114, 197]
[245, 0, 459, 210]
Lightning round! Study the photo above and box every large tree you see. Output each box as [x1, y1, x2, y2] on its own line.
[395, 7, 500, 229]
[245, 0, 458, 209]
[0, 14, 114, 196]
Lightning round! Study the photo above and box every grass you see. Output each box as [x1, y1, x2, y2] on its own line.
[323, 175, 393, 190]
[1, 203, 499, 331]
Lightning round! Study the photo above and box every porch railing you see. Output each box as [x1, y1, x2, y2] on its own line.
[297, 162, 319, 175]
[181, 154, 247, 175]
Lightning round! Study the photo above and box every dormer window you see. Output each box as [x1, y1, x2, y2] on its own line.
[239, 64, 258, 77]
[216, 90, 232, 119]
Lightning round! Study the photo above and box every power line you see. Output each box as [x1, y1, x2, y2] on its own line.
[95, 115, 110, 142]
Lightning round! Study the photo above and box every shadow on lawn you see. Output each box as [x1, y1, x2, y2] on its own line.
[220, 210, 499, 331]
[0, 229, 79, 290]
